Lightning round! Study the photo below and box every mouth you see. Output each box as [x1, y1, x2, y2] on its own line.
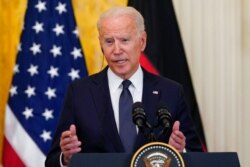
[113, 59, 128, 64]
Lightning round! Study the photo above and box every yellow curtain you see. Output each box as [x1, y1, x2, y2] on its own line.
[0, 0, 27, 162]
[0, 0, 126, 164]
[72, 0, 127, 75]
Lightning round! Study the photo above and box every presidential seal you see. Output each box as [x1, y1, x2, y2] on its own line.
[130, 142, 185, 167]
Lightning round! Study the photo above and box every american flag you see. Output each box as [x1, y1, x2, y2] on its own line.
[3, 0, 87, 166]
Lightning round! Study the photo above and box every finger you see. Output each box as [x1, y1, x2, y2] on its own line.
[62, 142, 82, 161]
[170, 137, 185, 152]
[61, 138, 81, 151]
[70, 124, 76, 136]
[171, 134, 182, 144]
[68, 146, 82, 154]
[173, 131, 186, 143]
[60, 131, 72, 149]
[64, 140, 81, 149]
[63, 142, 81, 153]
[60, 134, 73, 147]
[172, 121, 180, 132]
[61, 126, 78, 144]
[169, 136, 182, 150]
[172, 134, 186, 149]
[61, 130, 72, 139]
[64, 135, 81, 147]
[63, 147, 81, 159]
[173, 131, 185, 140]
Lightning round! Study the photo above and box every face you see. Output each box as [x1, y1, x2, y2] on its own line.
[98, 15, 147, 79]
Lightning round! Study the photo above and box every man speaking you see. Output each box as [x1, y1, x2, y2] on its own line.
[45, 6, 203, 167]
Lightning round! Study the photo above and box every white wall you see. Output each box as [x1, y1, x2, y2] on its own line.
[173, 0, 250, 166]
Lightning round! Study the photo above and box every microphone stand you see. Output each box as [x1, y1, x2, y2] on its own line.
[138, 122, 157, 142]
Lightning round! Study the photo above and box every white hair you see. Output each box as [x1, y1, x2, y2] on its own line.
[97, 6, 145, 34]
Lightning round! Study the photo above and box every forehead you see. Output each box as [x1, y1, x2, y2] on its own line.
[99, 15, 137, 36]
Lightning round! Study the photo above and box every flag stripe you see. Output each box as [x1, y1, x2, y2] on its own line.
[3, 138, 25, 167]
[4, 105, 45, 167]
[140, 53, 159, 75]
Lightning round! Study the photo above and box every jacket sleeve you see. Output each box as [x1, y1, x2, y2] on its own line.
[45, 83, 76, 167]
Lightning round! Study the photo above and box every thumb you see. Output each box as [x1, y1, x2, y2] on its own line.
[70, 124, 76, 136]
[172, 121, 180, 132]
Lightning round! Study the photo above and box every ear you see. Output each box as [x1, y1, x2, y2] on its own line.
[140, 31, 147, 51]
[98, 36, 104, 54]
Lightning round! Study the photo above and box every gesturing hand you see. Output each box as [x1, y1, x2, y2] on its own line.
[168, 121, 186, 152]
[60, 124, 82, 165]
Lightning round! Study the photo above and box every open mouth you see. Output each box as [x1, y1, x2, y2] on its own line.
[114, 59, 127, 64]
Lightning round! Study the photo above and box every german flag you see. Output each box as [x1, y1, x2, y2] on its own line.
[128, 0, 207, 151]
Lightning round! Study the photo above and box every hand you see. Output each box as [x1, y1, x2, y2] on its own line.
[60, 124, 82, 165]
[168, 121, 186, 152]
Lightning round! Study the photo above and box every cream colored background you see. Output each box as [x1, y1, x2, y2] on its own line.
[173, 0, 250, 166]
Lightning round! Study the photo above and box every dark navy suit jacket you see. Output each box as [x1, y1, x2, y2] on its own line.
[45, 67, 202, 167]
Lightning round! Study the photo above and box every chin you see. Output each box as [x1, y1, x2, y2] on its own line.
[112, 66, 131, 78]
[116, 71, 129, 79]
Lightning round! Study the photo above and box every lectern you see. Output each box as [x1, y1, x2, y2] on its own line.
[69, 152, 240, 167]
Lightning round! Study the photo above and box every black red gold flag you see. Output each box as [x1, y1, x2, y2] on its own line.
[129, 0, 207, 151]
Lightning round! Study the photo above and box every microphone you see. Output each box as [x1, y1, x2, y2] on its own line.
[132, 102, 147, 128]
[132, 102, 155, 141]
[157, 103, 172, 137]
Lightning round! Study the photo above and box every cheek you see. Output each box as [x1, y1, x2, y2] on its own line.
[104, 54, 112, 63]
[102, 47, 113, 57]
[131, 44, 143, 55]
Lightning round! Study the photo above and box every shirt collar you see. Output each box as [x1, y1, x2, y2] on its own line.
[107, 66, 143, 92]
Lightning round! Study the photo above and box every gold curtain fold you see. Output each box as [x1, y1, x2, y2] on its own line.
[0, 0, 27, 162]
[72, 0, 127, 75]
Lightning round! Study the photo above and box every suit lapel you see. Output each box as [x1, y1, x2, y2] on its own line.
[90, 68, 161, 152]
[90, 67, 124, 152]
[134, 70, 161, 150]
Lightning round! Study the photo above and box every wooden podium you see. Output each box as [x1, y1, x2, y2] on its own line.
[69, 152, 240, 167]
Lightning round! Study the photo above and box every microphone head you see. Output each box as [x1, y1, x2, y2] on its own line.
[132, 101, 143, 110]
[157, 103, 172, 128]
[132, 102, 146, 127]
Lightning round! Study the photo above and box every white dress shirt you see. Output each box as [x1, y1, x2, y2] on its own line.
[107, 66, 143, 133]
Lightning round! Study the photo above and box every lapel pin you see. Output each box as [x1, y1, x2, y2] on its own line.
[152, 91, 158, 95]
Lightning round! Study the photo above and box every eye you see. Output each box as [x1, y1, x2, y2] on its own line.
[121, 38, 129, 43]
[104, 38, 114, 44]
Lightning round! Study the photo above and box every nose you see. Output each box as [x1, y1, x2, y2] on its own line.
[114, 41, 121, 54]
